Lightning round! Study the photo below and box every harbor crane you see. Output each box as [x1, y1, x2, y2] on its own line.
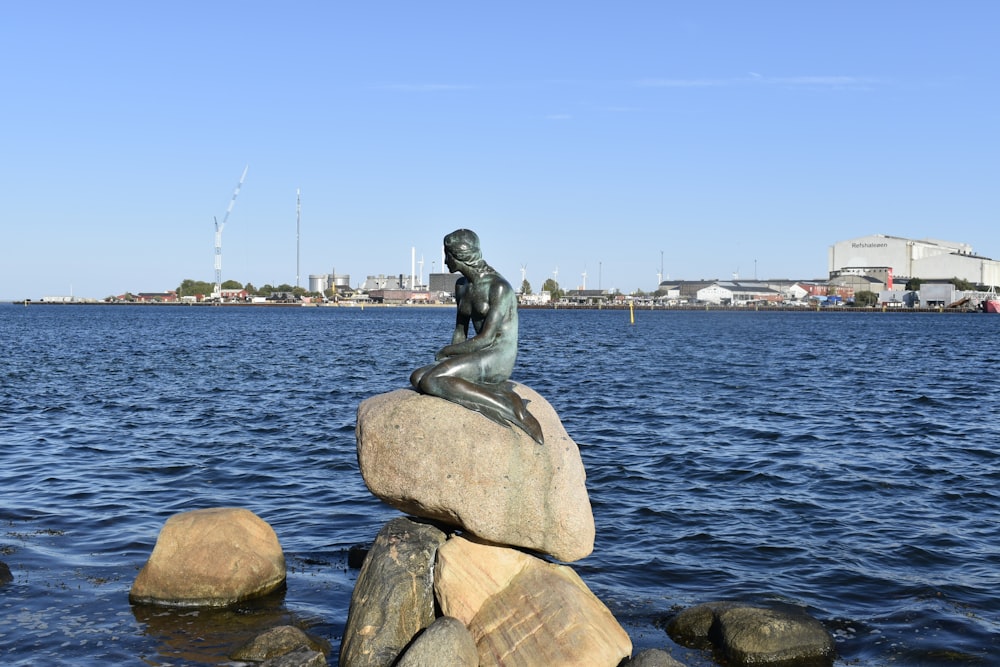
[214, 165, 249, 300]
[296, 188, 301, 289]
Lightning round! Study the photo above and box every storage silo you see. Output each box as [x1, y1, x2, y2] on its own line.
[309, 274, 329, 293]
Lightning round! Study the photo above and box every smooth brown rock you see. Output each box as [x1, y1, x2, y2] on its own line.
[339, 517, 447, 667]
[129, 507, 285, 607]
[356, 385, 594, 562]
[434, 534, 533, 625]
[471, 562, 632, 666]
[434, 535, 631, 666]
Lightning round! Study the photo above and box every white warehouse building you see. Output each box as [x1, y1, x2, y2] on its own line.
[828, 234, 1000, 287]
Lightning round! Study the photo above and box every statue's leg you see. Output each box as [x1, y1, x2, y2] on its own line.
[414, 357, 543, 445]
[409, 364, 436, 389]
[422, 374, 517, 423]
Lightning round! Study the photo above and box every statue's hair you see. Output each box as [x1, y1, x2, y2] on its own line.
[444, 229, 484, 267]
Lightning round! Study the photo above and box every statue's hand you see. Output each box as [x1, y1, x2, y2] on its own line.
[434, 347, 452, 361]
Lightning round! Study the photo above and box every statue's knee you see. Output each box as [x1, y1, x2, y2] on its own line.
[419, 373, 443, 396]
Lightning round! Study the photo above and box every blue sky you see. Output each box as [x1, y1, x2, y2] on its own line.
[2, 1, 998, 299]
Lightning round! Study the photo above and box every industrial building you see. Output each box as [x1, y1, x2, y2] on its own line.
[828, 234, 1000, 287]
[308, 273, 351, 295]
[695, 282, 782, 306]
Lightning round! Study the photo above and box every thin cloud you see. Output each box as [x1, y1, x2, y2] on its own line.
[636, 74, 879, 89]
[764, 75, 879, 86]
[372, 83, 475, 92]
[635, 78, 720, 88]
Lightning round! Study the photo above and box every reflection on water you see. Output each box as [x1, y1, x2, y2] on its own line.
[130, 586, 330, 665]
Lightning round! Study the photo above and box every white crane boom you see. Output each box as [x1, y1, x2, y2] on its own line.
[214, 165, 248, 300]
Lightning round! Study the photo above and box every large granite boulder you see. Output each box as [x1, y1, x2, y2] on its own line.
[129, 507, 285, 607]
[356, 385, 594, 562]
[434, 535, 632, 666]
[339, 517, 447, 667]
[667, 601, 835, 666]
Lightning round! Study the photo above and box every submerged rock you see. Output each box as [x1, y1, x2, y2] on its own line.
[232, 625, 318, 662]
[356, 385, 594, 562]
[622, 648, 687, 666]
[260, 645, 327, 667]
[129, 507, 285, 607]
[667, 601, 835, 665]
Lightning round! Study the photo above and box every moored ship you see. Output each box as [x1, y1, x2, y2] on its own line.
[984, 286, 1000, 313]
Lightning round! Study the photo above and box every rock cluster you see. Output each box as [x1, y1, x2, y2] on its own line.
[343, 384, 631, 666]
[122, 386, 837, 667]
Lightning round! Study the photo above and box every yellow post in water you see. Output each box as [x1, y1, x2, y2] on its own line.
[629, 300, 635, 325]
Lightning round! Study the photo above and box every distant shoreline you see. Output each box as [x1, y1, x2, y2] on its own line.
[4, 300, 984, 314]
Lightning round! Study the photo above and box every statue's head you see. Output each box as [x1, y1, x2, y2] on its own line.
[444, 229, 483, 266]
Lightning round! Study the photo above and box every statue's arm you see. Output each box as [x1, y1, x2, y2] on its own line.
[440, 280, 513, 357]
[448, 315, 469, 347]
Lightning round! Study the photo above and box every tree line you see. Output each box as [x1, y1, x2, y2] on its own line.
[176, 279, 330, 300]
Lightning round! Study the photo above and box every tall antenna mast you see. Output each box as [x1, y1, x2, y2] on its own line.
[214, 165, 248, 301]
[296, 188, 301, 289]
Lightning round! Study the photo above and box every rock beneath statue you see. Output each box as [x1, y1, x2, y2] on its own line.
[667, 601, 835, 666]
[434, 535, 632, 666]
[395, 616, 479, 667]
[129, 507, 285, 607]
[339, 517, 447, 667]
[356, 385, 594, 563]
[232, 625, 317, 662]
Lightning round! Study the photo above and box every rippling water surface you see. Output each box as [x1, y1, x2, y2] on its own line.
[1, 304, 998, 665]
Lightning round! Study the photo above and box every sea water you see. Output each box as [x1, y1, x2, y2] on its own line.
[1, 304, 998, 665]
